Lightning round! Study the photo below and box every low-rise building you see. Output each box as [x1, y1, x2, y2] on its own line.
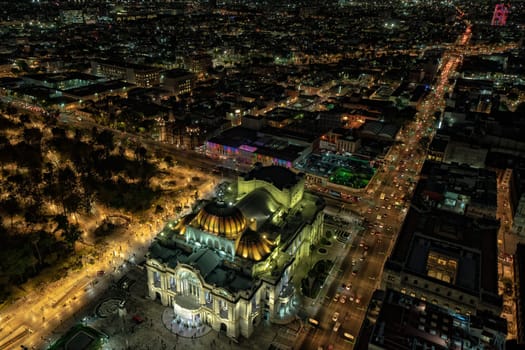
[512, 195, 525, 237]
[206, 126, 312, 170]
[161, 69, 196, 96]
[91, 60, 161, 87]
[514, 244, 525, 345]
[358, 289, 507, 350]
[418, 162, 498, 220]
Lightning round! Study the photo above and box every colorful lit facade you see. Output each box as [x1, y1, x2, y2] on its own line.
[145, 165, 325, 340]
[206, 141, 294, 169]
[491, 4, 510, 26]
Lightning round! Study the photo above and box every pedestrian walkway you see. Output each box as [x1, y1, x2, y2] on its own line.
[161, 308, 212, 338]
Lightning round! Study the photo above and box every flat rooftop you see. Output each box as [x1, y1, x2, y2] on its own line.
[207, 126, 309, 162]
[418, 161, 497, 215]
[388, 206, 499, 299]
[368, 289, 506, 350]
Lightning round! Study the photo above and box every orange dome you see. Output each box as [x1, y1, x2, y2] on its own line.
[235, 230, 273, 261]
[195, 202, 247, 239]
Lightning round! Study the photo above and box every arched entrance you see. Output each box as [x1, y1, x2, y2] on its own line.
[220, 323, 227, 333]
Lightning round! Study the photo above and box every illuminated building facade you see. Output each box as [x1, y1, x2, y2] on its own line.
[161, 69, 196, 96]
[206, 141, 294, 169]
[145, 165, 325, 340]
[91, 60, 161, 87]
[205, 127, 311, 170]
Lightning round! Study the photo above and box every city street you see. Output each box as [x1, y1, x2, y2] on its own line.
[294, 23, 474, 350]
[1, 12, 520, 350]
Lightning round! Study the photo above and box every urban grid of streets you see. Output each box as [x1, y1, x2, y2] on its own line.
[0, 19, 519, 350]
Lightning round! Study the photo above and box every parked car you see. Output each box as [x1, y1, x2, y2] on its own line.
[333, 293, 340, 302]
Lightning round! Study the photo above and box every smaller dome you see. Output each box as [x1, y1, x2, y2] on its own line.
[235, 230, 273, 261]
[195, 201, 247, 239]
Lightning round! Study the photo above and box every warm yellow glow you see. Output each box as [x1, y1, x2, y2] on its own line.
[195, 204, 247, 240]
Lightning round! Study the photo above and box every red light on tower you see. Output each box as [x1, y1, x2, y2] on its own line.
[491, 3, 510, 26]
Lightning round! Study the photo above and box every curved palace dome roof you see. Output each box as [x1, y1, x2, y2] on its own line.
[235, 230, 273, 262]
[195, 202, 247, 239]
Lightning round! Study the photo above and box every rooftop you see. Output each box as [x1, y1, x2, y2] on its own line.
[388, 206, 499, 300]
[366, 289, 506, 350]
[360, 120, 399, 140]
[242, 164, 302, 190]
[418, 161, 498, 216]
[207, 126, 310, 162]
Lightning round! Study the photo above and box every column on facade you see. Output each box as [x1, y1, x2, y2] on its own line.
[147, 268, 156, 299]
[177, 272, 184, 296]
[160, 272, 169, 305]
[267, 287, 275, 319]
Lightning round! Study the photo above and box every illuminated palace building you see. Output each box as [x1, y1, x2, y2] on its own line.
[145, 165, 325, 340]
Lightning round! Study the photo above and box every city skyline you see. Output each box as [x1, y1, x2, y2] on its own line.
[0, 0, 524, 349]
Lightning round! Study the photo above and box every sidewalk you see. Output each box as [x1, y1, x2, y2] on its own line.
[294, 230, 357, 320]
[161, 308, 212, 338]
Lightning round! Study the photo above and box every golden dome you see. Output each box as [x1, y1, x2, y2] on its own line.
[195, 202, 247, 239]
[235, 230, 273, 261]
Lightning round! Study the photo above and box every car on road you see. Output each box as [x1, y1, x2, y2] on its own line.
[333, 322, 341, 332]
[332, 311, 340, 322]
[345, 282, 352, 290]
[333, 293, 340, 302]
[343, 333, 355, 344]
[340, 295, 347, 304]
[360, 251, 368, 261]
